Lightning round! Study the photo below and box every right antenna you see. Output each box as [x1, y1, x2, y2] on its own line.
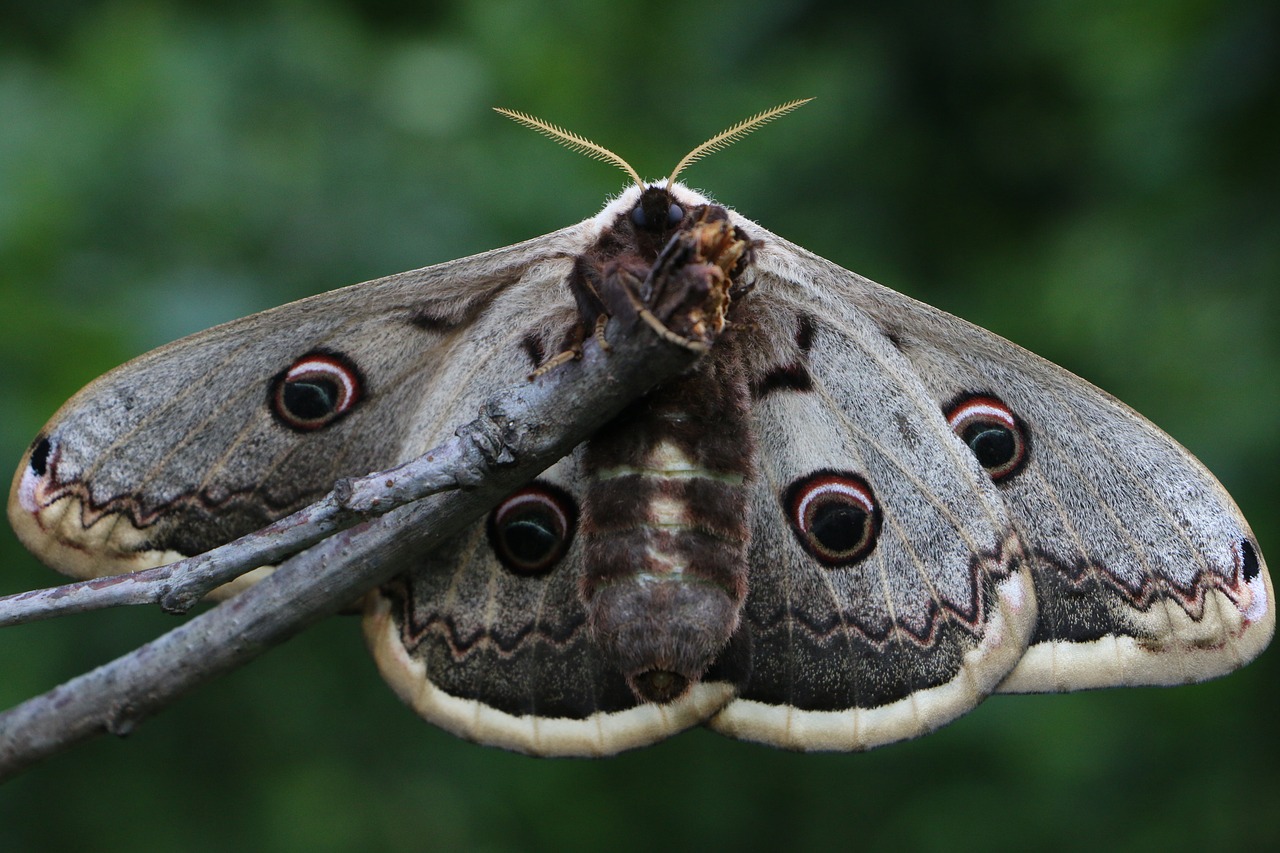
[666, 98, 813, 186]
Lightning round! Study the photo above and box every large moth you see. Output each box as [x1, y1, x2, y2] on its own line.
[8, 102, 1272, 756]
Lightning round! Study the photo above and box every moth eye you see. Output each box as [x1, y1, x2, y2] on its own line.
[270, 351, 364, 431]
[784, 471, 882, 567]
[630, 205, 649, 228]
[945, 394, 1029, 482]
[666, 203, 684, 225]
[488, 481, 578, 576]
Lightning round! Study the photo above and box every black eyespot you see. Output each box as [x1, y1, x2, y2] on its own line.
[269, 351, 364, 431]
[487, 481, 578, 576]
[945, 394, 1029, 482]
[784, 471, 882, 567]
[1239, 539, 1261, 583]
[667, 202, 684, 225]
[631, 205, 649, 228]
[29, 436, 51, 476]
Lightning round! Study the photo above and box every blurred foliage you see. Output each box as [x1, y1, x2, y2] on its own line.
[1, 1, 1277, 851]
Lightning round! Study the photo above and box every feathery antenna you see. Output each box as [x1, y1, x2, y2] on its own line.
[494, 107, 645, 190]
[666, 98, 813, 186]
[495, 98, 813, 188]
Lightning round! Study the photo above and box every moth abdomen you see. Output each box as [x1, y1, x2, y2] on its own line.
[581, 478, 750, 597]
[581, 468, 751, 704]
[580, 336, 756, 704]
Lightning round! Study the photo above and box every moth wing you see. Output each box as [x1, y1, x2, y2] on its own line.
[753, 232, 1272, 694]
[708, 236, 1037, 750]
[8, 225, 595, 583]
[363, 453, 736, 757]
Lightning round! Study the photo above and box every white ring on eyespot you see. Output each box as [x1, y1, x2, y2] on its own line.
[285, 358, 358, 410]
[946, 399, 1017, 430]
[498, 490, 569, 533]
[795, 480, 873, 532]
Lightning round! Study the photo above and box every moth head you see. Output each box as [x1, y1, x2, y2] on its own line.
[629, 184, 687, 233]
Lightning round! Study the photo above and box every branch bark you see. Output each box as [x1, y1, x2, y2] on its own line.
[0, 265, 718, 782]
[0, 392, 553, 625]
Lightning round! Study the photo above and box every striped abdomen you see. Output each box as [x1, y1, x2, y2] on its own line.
[581, 338, 754, 703]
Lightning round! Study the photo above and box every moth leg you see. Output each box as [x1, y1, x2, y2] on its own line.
[531, 258, 650, 377]
[524, 318, 590, 379]
[527, 347, 581, 379]
[593, 314, 612, 353]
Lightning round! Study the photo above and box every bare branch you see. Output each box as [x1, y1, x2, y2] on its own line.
[0, 387, 545, 625]
[0, 254, 723, 782]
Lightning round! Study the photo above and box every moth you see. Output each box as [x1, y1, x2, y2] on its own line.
[8, 101, 1272, 756]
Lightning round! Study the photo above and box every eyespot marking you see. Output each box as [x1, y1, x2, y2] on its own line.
[783, 470, 882, 567]
[269, 350, 364, 431]
[1239, 538, 1261, 583]
[487, 481, 578, 576]
[16, 435, 56, 514]
[945, 393, 1029, 482]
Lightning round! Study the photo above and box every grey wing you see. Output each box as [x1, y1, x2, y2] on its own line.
[8, 225, 594, 581]
[751, 230, 1272, 696]
[708, 261, 1036, 751]
[364, 452, 736, 757]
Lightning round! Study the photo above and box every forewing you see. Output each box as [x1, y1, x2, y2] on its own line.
[751, 229, 1272, 694]
[8, 226, 592, 581]
[709, 270, 1035, 751]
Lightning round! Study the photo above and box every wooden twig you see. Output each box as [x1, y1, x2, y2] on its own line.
[0, 263, 719, 782]
[0, 395, 533, 624]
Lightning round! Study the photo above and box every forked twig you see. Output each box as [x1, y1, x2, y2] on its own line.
[0, 279, 716, 783]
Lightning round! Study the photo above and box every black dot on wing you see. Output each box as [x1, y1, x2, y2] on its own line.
[29, 435, 51, 476]
[283, 379, 338, 421]
[1240, 539, 1261, 583]
[964, 424, 1017, 470]
[504, 518, 558, 564]
[811, 503, 867, 553]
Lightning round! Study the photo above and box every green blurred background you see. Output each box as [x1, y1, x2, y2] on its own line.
[2, 1, 1277, 850]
